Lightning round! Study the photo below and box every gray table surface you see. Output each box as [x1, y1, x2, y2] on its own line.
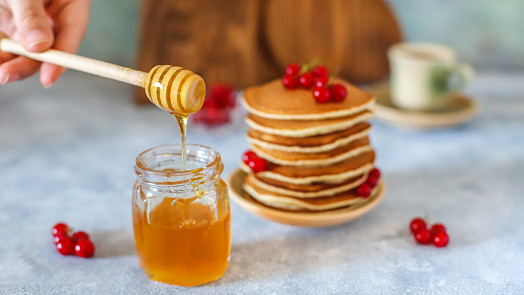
[1, 72, 523, 294]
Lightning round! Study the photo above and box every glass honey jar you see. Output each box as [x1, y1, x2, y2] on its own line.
[132, 144, 231, 287]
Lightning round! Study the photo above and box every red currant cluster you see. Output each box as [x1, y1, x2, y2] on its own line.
[356, 168, 381, 197]
[192, 83, 236, 126]
[51, 222, 95, 258]
[410, 218, 449, 247]
[281, 63, 348, 103]
[242, 150, 266, 172]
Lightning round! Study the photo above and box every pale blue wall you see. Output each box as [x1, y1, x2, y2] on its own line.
[388, 0, 524, 71]
[78, 0, 524, 71]
[78, 0, 139, 67]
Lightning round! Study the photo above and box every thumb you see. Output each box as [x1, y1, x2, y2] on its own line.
[8, 0, 54, 52]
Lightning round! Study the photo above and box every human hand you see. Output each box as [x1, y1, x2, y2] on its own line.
[0, 0, 91, 87]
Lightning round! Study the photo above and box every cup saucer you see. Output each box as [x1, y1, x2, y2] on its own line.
[366, 83, 479, 129]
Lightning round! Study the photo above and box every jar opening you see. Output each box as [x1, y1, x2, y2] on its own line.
[135, 144, 222, 185]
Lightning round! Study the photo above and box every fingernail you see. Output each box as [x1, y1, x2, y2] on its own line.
[0, 74, 9, 85]
[26, 30, 51, 50]
[41, 76, 56, 88]
[1, 73, 21, 85]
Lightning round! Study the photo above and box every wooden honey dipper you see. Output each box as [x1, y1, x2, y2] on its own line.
[0, 33, 205, 116]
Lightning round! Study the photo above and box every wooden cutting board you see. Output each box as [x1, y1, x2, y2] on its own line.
[136, 0, 402, 104]
[265, 0, 402, 84]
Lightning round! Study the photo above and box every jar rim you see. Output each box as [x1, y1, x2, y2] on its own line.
[135, 144, 221, 178]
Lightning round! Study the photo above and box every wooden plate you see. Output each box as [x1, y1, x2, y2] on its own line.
[227, 168, 385, 227]
[368, 83, 479, 129]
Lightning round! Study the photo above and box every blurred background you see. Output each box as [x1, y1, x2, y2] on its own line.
[81, 0, 524, 73]
[2, 1, 524, 293]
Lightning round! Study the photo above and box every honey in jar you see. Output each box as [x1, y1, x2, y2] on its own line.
[133, 144, 231, 286]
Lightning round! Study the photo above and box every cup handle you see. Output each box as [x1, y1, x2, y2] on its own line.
[446, 63, 475, 92]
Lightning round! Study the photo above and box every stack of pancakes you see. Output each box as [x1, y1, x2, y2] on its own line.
[240, 79, 380, 212]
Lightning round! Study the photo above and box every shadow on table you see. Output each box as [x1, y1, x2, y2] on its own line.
[208, 220, 373, 286]
[91, 229, 136, 258]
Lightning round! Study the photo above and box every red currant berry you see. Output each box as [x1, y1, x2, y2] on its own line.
[242, 151, 257, 165]
[313, 86, 331, 103]
[365, 176, 378, 188]
[285, 63, 301, 75]
[369, 168, 381, 180]
[330, 84, 347, 102]
[56, 236, 75, 255]
[298, 72, 314, 89]
[51, 223, 69, 237]
[75, 239, 95, 258]
[414, 229, 432, 245]
[313, 65, 329, 77]
[208, 84, 235, 109]
[356, 183, 371, 197]
[432, 232, 449, 247]
[282, 74, 298, 89]
[248, 157, 266, 173]
[205, 108, 230, 125]
[72, 231, 90, 241]
[430, 223, 447, 235]
[314, 76, 329, 88]
[409, 218, 427, 234]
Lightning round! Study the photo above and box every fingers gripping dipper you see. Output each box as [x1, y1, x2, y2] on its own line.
[0, 33, 206, 115]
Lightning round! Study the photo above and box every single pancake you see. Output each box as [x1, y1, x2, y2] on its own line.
[246, 123, 371, 153]
[242, 79, 374, 120]
[240, 150, 375, 185]
[245, 111, 373, 137]
[251, 137, 371, 166]
[243, 177, 381, 211]
[255, 173, 366, 192]
[247, 173, 368, 198]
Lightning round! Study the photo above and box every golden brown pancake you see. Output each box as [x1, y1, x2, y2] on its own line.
[240, 150, 375, 185]
[247, 123, 371, 148]
[247, 173, 367, 198]
[243, 176, 381, 211]
[246, 111, 373, 137]
[264, 150, 374, 177]
[256, 173, 366, 192]
[251, 137, 371, 166]
[243, 79, 374, 120]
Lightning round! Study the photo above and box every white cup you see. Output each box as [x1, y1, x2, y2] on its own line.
[388, 43, 474, 110]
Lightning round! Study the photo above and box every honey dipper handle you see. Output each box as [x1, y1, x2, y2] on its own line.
[0, 35, 147, 87]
